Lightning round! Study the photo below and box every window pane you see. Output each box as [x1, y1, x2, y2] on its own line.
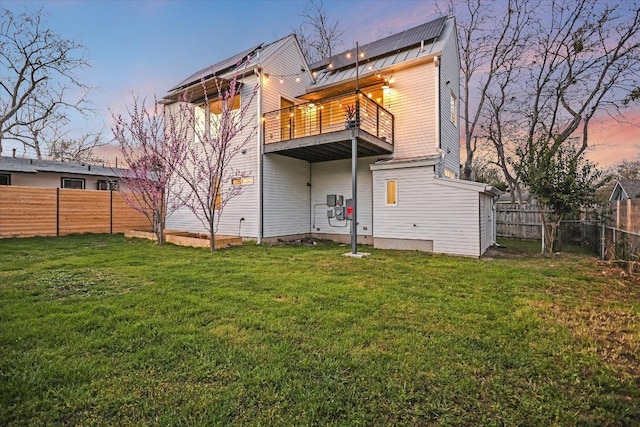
[0, 174, 10, 185]
[62, 178, 85, 189]
[386, 180, 397, 205]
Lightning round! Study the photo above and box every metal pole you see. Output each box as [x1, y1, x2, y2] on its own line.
[351, 42, 359, 255]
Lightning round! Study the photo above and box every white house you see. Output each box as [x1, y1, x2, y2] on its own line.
[0, 155, 121, 190]
[163, 16, 500, 257]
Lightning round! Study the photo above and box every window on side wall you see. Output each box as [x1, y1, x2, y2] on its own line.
[450, 91, 457, 125]
[386, 179, 397, 206]
[61, 177, 85, 189]
[444, 168, 457, 179]
[0, 173, 10, 185]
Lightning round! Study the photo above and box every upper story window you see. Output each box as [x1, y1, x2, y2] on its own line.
[61, 178, 85, 189]
[450, 91, 457, 126]
[0, 173, 10, 185]
[195, 94, 241, 141]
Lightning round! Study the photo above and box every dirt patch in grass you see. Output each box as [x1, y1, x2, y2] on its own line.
[537, 261, 640, 385]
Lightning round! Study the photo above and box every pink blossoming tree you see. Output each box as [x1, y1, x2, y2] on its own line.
[111, 96, 188, 244]
[176, 64, 258, 252]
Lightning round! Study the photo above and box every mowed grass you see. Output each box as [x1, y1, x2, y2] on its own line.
[1, 235, 638, 426]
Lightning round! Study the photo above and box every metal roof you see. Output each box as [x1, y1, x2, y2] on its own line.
[165, 34, 302, 100]
[309, 15, 447, 72]
[307, 16, 451, 92]
[0, 156, 125, 177]
[168, 44, 264, 92]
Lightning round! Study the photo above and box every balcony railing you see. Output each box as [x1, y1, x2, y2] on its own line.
[263, 91, 394, 146]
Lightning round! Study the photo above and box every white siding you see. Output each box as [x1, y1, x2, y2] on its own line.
[310, 157, 374, 237]
[166, 75, 261, 238]
[262, 154, 310, 237]
[438, 17, 461, 176]
[10, 172, 114, 190]
[261, 36, 313, 116]
[387, 62, 439, 160]
[372, 166, 482, 257]
[479, 193, 494, 254]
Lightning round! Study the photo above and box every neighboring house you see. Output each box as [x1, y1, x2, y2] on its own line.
[609, 179, 640, 202]
[0, 155, 121, 190]
[163, 15, 500, 257]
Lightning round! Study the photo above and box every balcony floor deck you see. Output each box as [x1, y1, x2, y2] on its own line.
[263, 129, 393, 163]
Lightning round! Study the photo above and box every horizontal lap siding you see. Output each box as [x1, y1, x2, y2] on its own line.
[216, 76, 260, 238]
[372, 168, 480, 256]
[166, 77, 261, 238]
[439, 18, 461, 175]
[58, 189, 111, 235]
[263, 154, 310, 237]
[389, 63, 438, 159]
[0, 186, 57, 237]
[310, 157, 374, 236]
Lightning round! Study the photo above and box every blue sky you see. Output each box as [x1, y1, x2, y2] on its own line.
[2, 0, 442, 156]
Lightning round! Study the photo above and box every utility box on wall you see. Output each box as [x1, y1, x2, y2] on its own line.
[345, 198, 354, 220]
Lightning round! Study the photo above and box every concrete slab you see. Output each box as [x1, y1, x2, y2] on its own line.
[342, 252, 371, 258]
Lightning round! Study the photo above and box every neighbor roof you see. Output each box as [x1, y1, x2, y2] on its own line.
[610, 179, 640, 201]
[0, 156, 124, 177]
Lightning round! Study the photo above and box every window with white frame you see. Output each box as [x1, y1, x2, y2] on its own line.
[195, 94, 241, 142]
[386, 179, 397, 206]
[450, 91, 457, 125]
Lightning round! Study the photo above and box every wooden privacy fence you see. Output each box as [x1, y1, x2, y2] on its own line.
[496, 205, 545, 239]
[0, 186, 151, 238]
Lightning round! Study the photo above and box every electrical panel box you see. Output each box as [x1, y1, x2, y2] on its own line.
[334, 206, 345, 220]
[327, 207, 334, 218]
[345, 198, 354, 220]
[326, 194, 344, 207]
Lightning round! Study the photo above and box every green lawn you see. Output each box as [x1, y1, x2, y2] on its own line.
[1, 235, 638, 426]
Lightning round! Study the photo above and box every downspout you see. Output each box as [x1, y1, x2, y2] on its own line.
[257, 67, 264, 244]
[435, 55, 441, 176]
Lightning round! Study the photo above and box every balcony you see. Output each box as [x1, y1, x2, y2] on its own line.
[263, 91, 394, 163]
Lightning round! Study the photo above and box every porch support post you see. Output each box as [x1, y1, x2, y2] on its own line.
[351, 128, 358, 254]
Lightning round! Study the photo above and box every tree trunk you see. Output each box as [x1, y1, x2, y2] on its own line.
[540, 208, 562, 253]
[209, 214, 216, 252]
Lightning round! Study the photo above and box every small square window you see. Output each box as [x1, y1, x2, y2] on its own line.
[0, 173, 10, 185]
[386, 180, 397, 206]
[61, 178, 85, 189]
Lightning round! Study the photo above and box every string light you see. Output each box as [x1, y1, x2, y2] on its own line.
[262, 68, 307, 85]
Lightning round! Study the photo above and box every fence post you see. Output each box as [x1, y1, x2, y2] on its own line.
[110, 190, 113, 234]
[56, 188, 60, 237]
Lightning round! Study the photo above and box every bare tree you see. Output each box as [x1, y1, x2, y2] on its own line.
[512, 0, 640, 252]
[455, 0, 534, 181]
[111, 96, 188, 244]
[47, 130, 107, 163]
[176, 66, 258, 252]
[292, 0, 344, 63]
[0, 6, 93, 158]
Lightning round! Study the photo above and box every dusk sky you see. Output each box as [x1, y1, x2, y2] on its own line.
[2, 0, 638, 167]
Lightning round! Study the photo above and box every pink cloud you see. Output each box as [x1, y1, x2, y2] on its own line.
[587, 110, 640, 167]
